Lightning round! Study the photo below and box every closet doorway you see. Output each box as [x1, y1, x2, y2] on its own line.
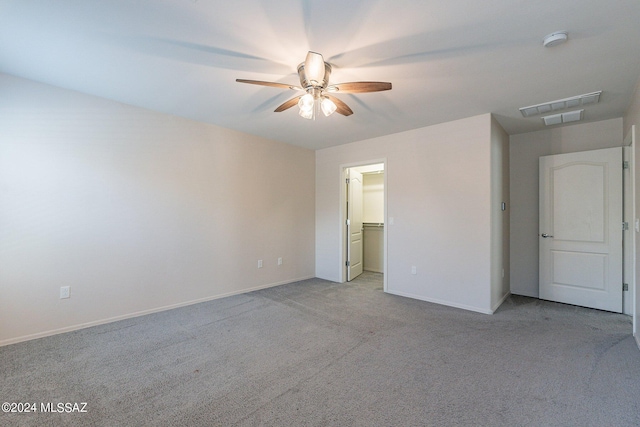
[344, 162, 385, 285]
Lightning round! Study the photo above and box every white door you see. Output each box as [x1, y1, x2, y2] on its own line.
[347, 169, 364, 281]
[539, 147, 623, 312]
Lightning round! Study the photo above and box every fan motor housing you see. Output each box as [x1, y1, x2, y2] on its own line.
[297, 62, 332, 89]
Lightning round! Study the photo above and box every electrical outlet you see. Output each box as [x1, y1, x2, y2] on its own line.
[60, 286, 70, 299]
[278, 257, 283, 266]
[258, 260, 263, 268]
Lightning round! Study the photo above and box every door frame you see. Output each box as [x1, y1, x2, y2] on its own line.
[340, 159, 387, 291]
[623, 143, 635, 316]
[623, 126, 637, 338]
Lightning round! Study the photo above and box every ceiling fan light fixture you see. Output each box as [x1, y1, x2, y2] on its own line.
[298, 108, 314, 120]
[321, 97, 337, 116]
[305, 51, 325, 86]
[298, 93, 314, 112]
[236, 51, 391, 119]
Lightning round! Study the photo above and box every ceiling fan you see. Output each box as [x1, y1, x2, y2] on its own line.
[236, 51, 392, 119]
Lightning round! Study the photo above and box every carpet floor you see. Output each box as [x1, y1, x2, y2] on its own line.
[1, 272, 639, 426]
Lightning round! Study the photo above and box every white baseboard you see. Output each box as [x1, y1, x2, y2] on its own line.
[385, 289, 494, 315]
[636, 333, 640, 352]
[0, 275, 314, 347]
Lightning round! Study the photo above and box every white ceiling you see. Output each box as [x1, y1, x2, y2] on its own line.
[2, 0, 640, 150]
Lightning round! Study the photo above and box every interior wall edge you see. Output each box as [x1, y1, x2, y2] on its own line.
[491, 291, 511, 314]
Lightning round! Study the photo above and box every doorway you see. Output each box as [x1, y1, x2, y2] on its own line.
[343, 162, 386, 287]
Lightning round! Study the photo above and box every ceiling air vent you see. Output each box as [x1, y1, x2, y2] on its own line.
[519, 91, 601, 117]
[542, 109, 584, 126]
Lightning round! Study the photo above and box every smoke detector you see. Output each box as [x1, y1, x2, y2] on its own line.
[543, 31, 568, 47]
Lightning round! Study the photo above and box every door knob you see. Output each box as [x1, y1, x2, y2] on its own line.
[541, 233, 554, 238]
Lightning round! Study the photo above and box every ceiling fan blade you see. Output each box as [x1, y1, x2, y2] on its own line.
[236, 79, 301, 91]
[274, 96, 303, 112]
[327, 82, 392, 93]
[325, 95, 353, 116]
[305, 51, 325, 85]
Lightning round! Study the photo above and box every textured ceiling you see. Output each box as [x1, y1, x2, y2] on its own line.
[1, 0, 640, 150]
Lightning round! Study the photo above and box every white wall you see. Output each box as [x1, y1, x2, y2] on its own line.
[363, 224, 384, 273]
[509, 118, 623, 298]
[316, 114, 498, 314]
[0, 74, 316, 345]
[363, 173, 384, 223]
[362, 172, 385, 273]
[491, 117, 510, 310]
[624, 75, 640, 342]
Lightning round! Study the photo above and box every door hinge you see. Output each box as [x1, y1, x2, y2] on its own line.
[346, 219, 351, 226]
[623, 161, 630, 170]
[623, 283, 629, 291]
[346, 178, 350, 184]
[346, 260, 350, 267]
[623, 222, 629, 231]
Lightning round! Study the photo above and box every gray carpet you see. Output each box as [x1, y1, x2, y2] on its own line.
[2, 272, 639, 426]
